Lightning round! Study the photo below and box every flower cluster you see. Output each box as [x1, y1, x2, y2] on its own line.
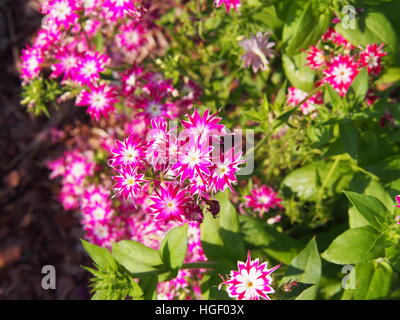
[109, 109, 244, 223]
[20, 0, 201, 121]
[220, 251, 280, 300]
[307, 30, 386, 96]
[287, 26, 387, 116]
[244, 184, 283, 217]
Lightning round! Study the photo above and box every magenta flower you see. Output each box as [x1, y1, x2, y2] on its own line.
[112, 167, 147, 200]
[306, 46, 325, 70]
[287, 86, 323, 116]
[121, 66, 143, 94]
[221, 251, 280, 300]
[238, 32, 275, 73]
[173, 144, 213, 182]
[149, 183, 190, 222]
[323, 55, 359, 96]
[110, 135, 146, 169]
[244, 185, 283, 216]
[73, 52, 110, 86]
[45, 0, 80, 30]
[358, 43, 387, 76]
[181, 109, 225, 144]
[395, 195, 400, 208]
[50, 48, 80, 82]
[75, 84, 118, 121]
[116, 21, 147, 51]
[210, 147, 244, 192]
[103, 0, 138, 20]
[20, 46, 43, 82]
[214, 0, 241, 12]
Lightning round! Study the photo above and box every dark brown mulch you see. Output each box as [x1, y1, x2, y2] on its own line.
[0, 0, 91, 300]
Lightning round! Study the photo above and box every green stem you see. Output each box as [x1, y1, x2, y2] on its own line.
[245, 85, 325, 158]
[317, 155, 342, 201]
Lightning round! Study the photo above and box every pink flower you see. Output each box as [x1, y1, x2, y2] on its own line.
[75, 84, 118, 121]
[323, 55, 359, 96]
[220, 251, 280, 300]
[116, 21, 147, 51]
[103, 0, 137, 20]
[287, 87, 323, 116]
[238, 32, 275, 73]
[112, 167, 147, 200]
[214, 0, 241, 12]
[181, 109, 225, 144]
[149, 183, 190, 222]
[210, 148, 244, 192]
[395, 195, 400, 208]
[173, 143, 213, 183]
[84, 221, 117, 248]
[322, 28, 353, 50]
[50, 48, 80, 81]
[121, 66, 143, 94]
[45, 0, 80, 30]
[306, 46, 325, 70]
[20, 46, 43, 82]
[73, 52, 110, 86]
[110, 135, 146, 169]
[244, 185, 283, 216]
[358, 43, 387, 76]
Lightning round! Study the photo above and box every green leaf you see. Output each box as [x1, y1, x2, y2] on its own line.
[325, 84, 343, 108]
[335, 11, 399, 63]
[342, 260, 393, 300]
[322, 226, 386, 264]
[283, 2, 331, 55]
[385, 246, 400, 273]
[344, 191, 390, 232]
[112, 241, 163, 275]
[200, 191, 245, 262]
[349, 68, 369, 103]
[282, 52, 315, 92]
[348, 207, 369, 228]
[348, 173, 394, 211]
[216, 191, 246, 261]
[239, 215, 304, 264]
[160, 224, 188, 270]
[281, 237, 321, 284]
[81, 239, 115, 268]
[339, 119, 359, 160]
[281, 160, 354, 201]
[200, 212, 224, 261]
[280, 238, 321, 300]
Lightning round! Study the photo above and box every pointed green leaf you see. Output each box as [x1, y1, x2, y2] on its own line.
[322, 226, 386, 264]
[160, 224, 188, 269]
[112, 240, 163, 274]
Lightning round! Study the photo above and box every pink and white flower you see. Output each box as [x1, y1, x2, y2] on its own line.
[358, 43, 387, 76]
[149, 183, 190, 222]
[221, 251, 280, 300]
[244, 185, 283, 216]
[323, 55, 359, 96]
[75, 84, 118, 121]
[306, 46, 325, 69]
[112, 167, 147, 200]
[110, 135, 146, 169]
